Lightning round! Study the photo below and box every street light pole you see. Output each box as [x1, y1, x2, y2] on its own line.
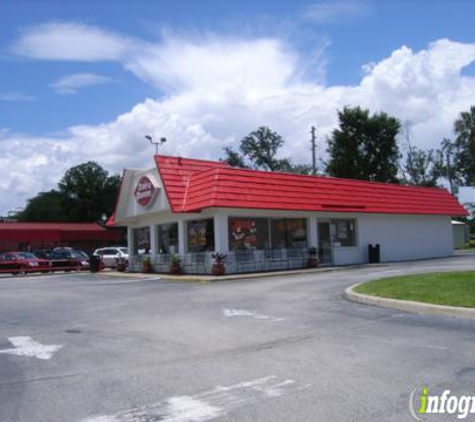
[145, 135, 167, 155]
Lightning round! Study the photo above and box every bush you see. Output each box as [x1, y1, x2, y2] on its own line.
[465, 240, 475, 249]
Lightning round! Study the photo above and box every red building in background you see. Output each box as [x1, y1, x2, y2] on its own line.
[0, 222, 124, 254]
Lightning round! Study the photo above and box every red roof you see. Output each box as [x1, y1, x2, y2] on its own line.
[155, 155, 467, 217]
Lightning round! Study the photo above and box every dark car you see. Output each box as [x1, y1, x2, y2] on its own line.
[48, 249, 90, 271]
[0, 252, 51, 275]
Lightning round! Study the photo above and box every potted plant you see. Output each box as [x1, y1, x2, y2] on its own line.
[169, 254, 182, 275]
[211, 252, 227, 276]
[141, 256, 153, 273]
[307, 247, 319, 268]
[116, 257, 128, 272]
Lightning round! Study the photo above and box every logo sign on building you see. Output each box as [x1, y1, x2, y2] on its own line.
[134, 175, 159, 207]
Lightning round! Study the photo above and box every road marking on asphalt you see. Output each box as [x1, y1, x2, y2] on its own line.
[222, 308, 284, 322]
[79, 376, 302, 422]
[0, 336, 63, 360]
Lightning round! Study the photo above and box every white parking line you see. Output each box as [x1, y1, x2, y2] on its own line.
[79, 376, 303, 422]
[222, 309, 285, 322]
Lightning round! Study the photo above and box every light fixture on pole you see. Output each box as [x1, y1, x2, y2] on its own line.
[145, 135, 167, 155]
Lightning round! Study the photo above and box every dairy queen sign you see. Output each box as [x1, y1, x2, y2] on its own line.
[134, 175, 158, 207]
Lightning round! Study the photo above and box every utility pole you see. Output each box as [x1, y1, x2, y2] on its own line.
[310, 126, 317, 175]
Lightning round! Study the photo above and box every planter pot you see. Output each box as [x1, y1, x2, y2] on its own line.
[116, 261, 127, 272]
[212, 263, 225, 276]
[142, 262, 153, 273]
[169, 262, 182, 275]
[307, 258, 319, 268]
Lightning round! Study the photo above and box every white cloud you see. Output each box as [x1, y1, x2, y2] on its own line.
[11, 22, 136, 61]
[302, 0, 372, 24]
[50, 73, 113, 94]
[0, 92, 35, 102]
[2, 23, 475, 213]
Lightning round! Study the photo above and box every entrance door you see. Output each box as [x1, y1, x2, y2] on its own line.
[318, 221, 332, 265]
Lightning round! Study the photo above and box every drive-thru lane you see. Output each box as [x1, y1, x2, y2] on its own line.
[1, 256, 475, 422]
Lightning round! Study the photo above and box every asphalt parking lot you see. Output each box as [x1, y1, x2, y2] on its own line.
[1, 255, 475, 422]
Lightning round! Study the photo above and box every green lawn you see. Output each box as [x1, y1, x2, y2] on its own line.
[354, 271, 475, 308]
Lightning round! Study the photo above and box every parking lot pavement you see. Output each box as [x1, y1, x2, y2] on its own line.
[1, 256, 475, 422]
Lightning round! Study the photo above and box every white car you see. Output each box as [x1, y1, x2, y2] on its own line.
[93, 247, 129, 268]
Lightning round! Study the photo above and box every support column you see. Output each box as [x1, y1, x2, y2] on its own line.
[127, 226, 134, 255]
[150, 224, 158, 257]
[308, 217, 318, 248]
[178, 220, 187, 255]
[213, 214, 229, 253]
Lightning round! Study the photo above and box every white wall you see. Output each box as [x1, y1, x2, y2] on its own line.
[357, 214, 453, 262]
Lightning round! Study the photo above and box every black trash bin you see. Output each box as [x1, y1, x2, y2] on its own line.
[89, 255, 101, 273]
[368, 244, 380, 264]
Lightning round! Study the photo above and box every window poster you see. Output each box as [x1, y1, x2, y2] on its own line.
[188, 221, 207, 249]
[230, 219, 257, 249]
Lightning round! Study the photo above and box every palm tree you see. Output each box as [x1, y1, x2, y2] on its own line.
[455, 106, 475, 163]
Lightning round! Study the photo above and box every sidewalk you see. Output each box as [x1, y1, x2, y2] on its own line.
[102, 263, 389, 282]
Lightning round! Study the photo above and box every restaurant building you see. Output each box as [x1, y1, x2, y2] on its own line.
[110, 155, 467, 274]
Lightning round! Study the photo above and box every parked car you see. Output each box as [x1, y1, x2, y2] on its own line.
[93, 247, 129, 268]
[48, 249, 90, 271]
[0, 252, 51, 275]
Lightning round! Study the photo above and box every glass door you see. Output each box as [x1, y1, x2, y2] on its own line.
[317, 221, 332, 265]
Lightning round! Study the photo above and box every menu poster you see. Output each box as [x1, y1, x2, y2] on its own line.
[188, 221, 207, 249]
[231, 219, 257, 249]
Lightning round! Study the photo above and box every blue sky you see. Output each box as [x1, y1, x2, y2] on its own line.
[1, 0, 475, 213]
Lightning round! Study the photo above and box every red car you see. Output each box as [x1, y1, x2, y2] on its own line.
[0, 252, 51, 275]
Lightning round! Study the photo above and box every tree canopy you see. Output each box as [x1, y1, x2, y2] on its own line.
[18, 162, 120, 223]
[223, 126, 313, 174]
[326, 106, 401, 182]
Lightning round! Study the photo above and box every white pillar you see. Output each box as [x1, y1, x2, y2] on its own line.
[308, 217, 318, 248]
[178, 220, 187, 255]
[127, 226, 134, 254]
[214, 214, 229, 253]
[150, 224, 158, 257]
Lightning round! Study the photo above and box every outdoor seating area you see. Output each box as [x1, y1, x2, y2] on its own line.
[131, 247, 311, 275]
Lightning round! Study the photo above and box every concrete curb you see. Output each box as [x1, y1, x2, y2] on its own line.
[345, 282, 475, 320]
[102, 263, 389, 282]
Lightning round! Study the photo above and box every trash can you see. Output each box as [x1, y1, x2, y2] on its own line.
[89, 255, 101, 273]
[368, 244, 380, 264]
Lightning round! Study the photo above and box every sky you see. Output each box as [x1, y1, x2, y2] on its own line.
[1, 0, 475, 214]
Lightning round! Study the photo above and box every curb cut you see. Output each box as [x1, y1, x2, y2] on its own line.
[344, 283, 475, 320]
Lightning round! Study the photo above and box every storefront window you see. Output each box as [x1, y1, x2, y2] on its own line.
[133, 227, 151, 254]
[270, 218, 307, 249]
[229, 218, 269, 250]
[331, 219, 356, 247]
[157, 223, 179, 254]
[187, 219, 215, 252]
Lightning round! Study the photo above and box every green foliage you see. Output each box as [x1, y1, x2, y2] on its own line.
[326, 106, 401, 182]
[400, 145, 444, 187]
[446, 106, 475, 186]
[355, 272, 475, 308]
[222, 126, 313, 174]
[17, 190, 68, 222]
[19, 162, 121, 222]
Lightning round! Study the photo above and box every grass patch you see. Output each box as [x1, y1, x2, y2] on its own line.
[354, 271, 475, 308]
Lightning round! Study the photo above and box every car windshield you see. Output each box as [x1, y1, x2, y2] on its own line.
[16, 252, 37, 259]
[69, 251, 87, 259]
[119, 248, 129, 254]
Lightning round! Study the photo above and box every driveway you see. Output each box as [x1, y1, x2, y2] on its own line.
[0, 255, 474, 422]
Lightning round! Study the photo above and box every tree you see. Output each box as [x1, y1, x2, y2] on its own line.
[19, 162, 121, 223]
[398, 123, 444, 187]
[222, 126, 312, 174]
[326, 106, 401, 182]
[449, 106, 475, 186]
[17, 190, 69, 222]
[59, 162, 121, 222]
